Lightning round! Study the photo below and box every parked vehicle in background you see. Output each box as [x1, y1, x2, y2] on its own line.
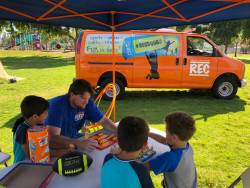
[75, 29, 246, 100]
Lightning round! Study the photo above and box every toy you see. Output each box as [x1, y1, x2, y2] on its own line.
[53, 151, 93, 176]
[89, 132, 117, 150]
[137, 146, 156, 162]
[85, 124, 103, 134]
[84, 124, 117, 150]
[84, 124, 103, 139]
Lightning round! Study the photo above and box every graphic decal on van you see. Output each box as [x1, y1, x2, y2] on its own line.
[122, 35, 179, 59]
[122, 35, 165, 59]
[84, 34, 179, 59]
[189, 61, 210, 76]
[85, 34, 130, 54]
[145, 51, 159, 80]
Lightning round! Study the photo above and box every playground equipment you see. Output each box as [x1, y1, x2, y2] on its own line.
[14, 33, 41, 50]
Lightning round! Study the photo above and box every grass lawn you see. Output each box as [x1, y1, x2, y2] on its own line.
[0, 50, 249, 187]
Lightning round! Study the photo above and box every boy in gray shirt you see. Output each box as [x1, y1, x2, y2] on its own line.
[146, 112, 197, 188]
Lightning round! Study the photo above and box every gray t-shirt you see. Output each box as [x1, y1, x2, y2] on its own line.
[149, 143, 197, 188]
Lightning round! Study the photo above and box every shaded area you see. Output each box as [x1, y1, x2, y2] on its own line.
[121, 90, 245, 123]
[1, 91, 248, 141]
[99, 89, 246, 124]
[2, 90, 246, 129]
[1, 56, 74, 70]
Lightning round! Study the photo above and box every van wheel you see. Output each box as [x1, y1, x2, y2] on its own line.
[99, 79, 125, 101]
[212, 76, 238, 99]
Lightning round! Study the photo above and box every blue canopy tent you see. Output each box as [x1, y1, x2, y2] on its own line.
[1, 0, 250, 30]
[1, 0, 250, 120]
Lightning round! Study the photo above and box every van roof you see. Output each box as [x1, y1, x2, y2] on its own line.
[83, 29, 203, 36]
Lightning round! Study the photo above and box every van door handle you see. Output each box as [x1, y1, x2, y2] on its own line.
[183, 58, 187, 65]
[176, 57, 179, 65]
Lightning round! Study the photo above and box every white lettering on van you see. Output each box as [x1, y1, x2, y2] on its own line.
[189, 61, 210, 76]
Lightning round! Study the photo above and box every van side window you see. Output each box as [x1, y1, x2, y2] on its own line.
[187, 37, 214, 57]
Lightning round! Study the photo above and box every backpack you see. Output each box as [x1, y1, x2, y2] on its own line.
[12, 116, 25, 135]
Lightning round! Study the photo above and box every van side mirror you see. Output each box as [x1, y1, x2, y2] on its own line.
[215, 48, 223, 57]
[213, 48, 221, 57]
[213, 48, 217, 57]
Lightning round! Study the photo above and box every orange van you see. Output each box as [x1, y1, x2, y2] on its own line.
[75, 29, 246, 100]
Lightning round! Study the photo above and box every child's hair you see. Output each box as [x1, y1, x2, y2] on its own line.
[118, 116, 149, 152]
[12, 116, 25, 134]
[165, 112, 195, 141]
[68, 79, 93, 96]
[21, 95, 49, 119]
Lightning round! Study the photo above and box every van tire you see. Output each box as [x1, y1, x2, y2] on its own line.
[212, 76, 238, 99]
[99, 79, 125, 101]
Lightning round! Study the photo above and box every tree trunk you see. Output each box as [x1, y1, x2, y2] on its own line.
[224, 43, 228, 54]
[72, 28, 81, 50]
[234, 42, 238, 57]
[69, 29, 78, 50]
[73, 40, 76, 50]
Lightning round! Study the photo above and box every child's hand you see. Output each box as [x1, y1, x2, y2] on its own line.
[79, 139, 98, 152]
[110, 145, 121, 155]
[68, 144, 77, 152]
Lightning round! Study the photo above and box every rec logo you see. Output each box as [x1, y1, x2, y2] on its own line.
[75, 112, 85, 121]
[189, 61, 210, 76]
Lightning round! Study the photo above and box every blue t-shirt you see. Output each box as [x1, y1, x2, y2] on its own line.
[45, 94, 103, 138]
[101, 153, 154, 188]
[149, 143, 197, 188]
[13, 122, 31, 163]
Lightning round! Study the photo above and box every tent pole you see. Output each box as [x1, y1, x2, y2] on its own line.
[111, 11, 116, 123]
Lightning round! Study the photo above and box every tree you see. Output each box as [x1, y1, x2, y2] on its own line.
[176, 25, 190, 32]
[241, 19, 250, 54]
[209, 21, 241, 54]
[174, 20, 250, 55]
[242, 19, 250, 40]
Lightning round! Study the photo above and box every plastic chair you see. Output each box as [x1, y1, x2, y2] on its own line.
[228, 166, 250, 188]
[0, 148, 10, 167]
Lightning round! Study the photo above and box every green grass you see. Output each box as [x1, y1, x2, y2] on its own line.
[0, 50, 249, 188]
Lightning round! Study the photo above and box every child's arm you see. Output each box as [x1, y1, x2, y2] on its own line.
[146, 151, 181, 174]
[110, 145, 121, 155]
[144, 162, 151, 171]
[148, 132, 166, 144]
[21, 144, 30, 159]
[15, 125, 31, 160]
[50, 148, 73, 158]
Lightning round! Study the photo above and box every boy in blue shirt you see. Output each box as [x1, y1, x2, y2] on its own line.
[147, 112, 197, 188]
[13, 95, 49, 163]
[101, 116, 154, 188]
